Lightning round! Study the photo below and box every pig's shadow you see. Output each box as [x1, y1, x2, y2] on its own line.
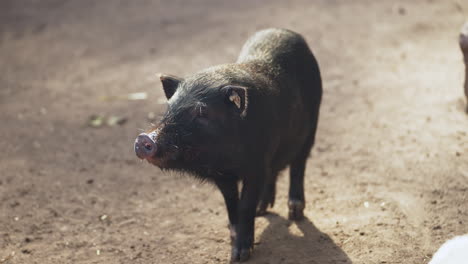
[252, 213, 352, 264]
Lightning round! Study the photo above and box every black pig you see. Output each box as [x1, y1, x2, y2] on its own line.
[134, 28, 322, 262]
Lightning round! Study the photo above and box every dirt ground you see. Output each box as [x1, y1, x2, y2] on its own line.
[1, 0, 468, 263]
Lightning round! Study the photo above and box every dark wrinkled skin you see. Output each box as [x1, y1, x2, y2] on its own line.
[135, 28, 322, 262]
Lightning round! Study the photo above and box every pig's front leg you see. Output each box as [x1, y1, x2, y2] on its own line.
[231, 175, 262, 262]
[215, 179, 239, 242]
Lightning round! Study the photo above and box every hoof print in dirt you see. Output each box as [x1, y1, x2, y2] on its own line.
[288, 199, 305, 221]
[135, 28, 322, 261]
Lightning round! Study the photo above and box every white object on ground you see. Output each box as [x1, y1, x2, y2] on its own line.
[429, 235, 468, 264]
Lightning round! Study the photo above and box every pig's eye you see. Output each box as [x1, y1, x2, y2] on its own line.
[192, 103, 215, 128]
[194, 103, 207, 117]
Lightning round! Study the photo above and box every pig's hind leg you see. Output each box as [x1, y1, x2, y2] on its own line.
[256, 145, 281, 216]
[256, 177, 277, 216]
[288, 155, 307, 221]
[288, 120, 318, 221]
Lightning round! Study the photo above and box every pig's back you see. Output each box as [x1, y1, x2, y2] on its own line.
[237, 28, 321, 106]
[238, 28, 322, 171]
[237, 28, 307, 65]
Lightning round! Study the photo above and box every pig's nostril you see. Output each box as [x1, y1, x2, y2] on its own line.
[144, 143, 152, 151]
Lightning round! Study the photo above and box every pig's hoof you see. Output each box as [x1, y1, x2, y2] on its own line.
[231, 247, 252, 262]
[288, 199, 305, 221]
[256, 205, 268, 217]
[257, 190, 275, 216]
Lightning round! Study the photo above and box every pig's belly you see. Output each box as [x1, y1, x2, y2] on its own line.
[271, 112, 312, 172]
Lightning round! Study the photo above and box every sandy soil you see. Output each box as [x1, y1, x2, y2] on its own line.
[1, 0, 468, 263]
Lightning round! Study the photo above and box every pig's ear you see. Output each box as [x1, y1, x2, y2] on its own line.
[159, 74, 183, 99]
[224, 86, 248, 118]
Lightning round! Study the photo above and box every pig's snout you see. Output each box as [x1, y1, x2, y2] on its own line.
[134, 133, 158, 159]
